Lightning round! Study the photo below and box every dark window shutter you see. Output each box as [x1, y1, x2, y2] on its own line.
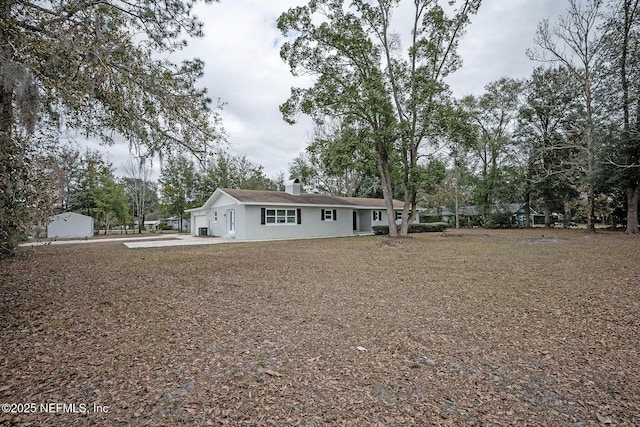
[321, 209, 325, 221]
[333, 209, 337, 221]
[297, 208, 302, 224]
[260, 208, 265, 225]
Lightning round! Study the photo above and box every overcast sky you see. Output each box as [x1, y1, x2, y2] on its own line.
[100, 0, 571, 180]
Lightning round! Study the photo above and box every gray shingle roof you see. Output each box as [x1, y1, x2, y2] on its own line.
[220, 188, 405, 209]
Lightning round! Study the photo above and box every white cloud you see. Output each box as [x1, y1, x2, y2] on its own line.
[446, 0, 569, 96]
[100, 0, 571, 179]
[178, 0, 314, 177]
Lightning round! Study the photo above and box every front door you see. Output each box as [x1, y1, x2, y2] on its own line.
[227, 209, 235, 236]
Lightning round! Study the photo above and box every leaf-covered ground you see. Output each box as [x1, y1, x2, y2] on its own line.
[1, 229, 639, 426]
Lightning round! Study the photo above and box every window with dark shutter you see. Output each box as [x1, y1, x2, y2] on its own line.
[321, 209, 336, 221]
[262, 208, 296, 225]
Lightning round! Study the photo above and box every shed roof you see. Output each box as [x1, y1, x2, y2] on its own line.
[50, 212, 93, 221]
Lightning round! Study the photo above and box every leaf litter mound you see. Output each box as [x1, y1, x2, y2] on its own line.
[1, 228, 639, 426]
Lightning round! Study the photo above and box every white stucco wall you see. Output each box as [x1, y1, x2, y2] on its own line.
[47, 213, 94, 239]
[239, 206, 353, 240]
[188, 188, 422, 241]
[207, 209, 224, 237]
[192, 214, 208, 235]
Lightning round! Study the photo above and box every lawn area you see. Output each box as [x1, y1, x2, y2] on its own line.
[1, 229, 639, 426]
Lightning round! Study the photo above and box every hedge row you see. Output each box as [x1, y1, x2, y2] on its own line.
[372, 222, 448, 235]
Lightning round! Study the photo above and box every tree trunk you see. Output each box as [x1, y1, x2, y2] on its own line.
[584, 76, 597, 234]
[564, 200, 572, 227]
[621, 1, 639, 235]
[140, 213, 145, 234]
[585, 183, 596, 233]
[544, 199, 551, 228]
[1, 86, 13, 136]
[378, 158, 398, 237]
[455, 179, 460, 229]
[626, 184, 639, 234]
[0, 79, 19, 254]
[524, 192, 531, 228]
[399, 189, 411, 237]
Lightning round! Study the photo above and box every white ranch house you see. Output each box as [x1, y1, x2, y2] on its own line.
[187, 179, 419, 240]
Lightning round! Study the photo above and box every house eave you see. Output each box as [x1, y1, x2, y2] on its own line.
[189, 200, 420, 211]
[240, 201, 388, 209]
[187, 187, 426, 212]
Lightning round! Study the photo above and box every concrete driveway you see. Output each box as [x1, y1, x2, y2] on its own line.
[122, 235, 237, 248]
[19, 234, 237, 249]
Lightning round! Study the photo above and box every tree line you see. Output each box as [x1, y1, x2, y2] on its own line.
[158, 152, 284, 231]
[1, 0, 224, 254]
[278, 0, 639, 235]
[32, 147, 284, 236]
[2, 0, 638, 255]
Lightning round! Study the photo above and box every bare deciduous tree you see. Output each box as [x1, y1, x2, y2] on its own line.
[528, 0, 607, 233]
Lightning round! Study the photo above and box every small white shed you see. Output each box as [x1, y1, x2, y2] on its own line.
[47, 212, 94, 239]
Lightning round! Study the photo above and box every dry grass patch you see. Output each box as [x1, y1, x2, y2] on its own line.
[1, 228, 639, 426]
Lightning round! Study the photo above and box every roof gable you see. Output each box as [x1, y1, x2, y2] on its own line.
[186, 188, 238, 212]
[221, 188, 355, 206]
[50, 212, 93, 221]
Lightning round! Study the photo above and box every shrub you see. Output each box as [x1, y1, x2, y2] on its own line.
[421, 215, 443, 223]
[484, 213, 516, 229]
[372, 225, 389, 235]
[411, 222, 448, 232]
[372, 222, 448, 235]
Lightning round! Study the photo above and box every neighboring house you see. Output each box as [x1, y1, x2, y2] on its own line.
[187, 179, 420, 240]
[424, 203, 547, 226]
[144, 221, 159, 231]
[425, 206, 478, 221]
[133, 220, 160, 231]
[163, 216, 191, 232]
[47, 212, 94, 239]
